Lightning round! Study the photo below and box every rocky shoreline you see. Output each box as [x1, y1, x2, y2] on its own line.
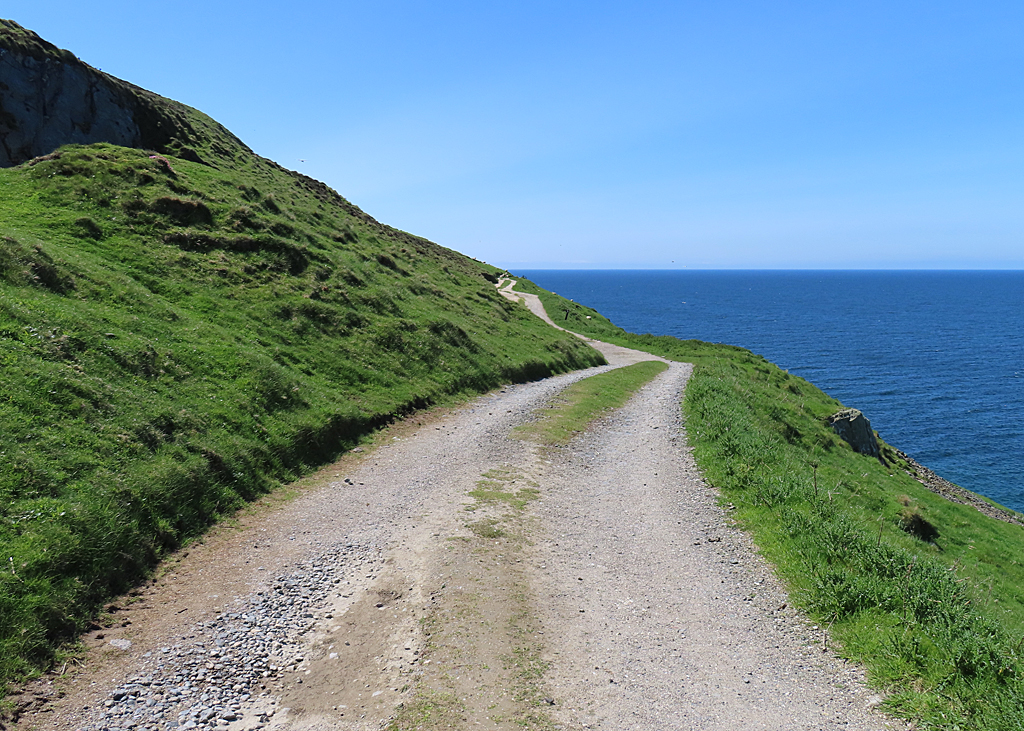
[897, 449, 1024, 528]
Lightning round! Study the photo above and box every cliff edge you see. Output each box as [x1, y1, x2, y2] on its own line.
[0, 19, 233, 167]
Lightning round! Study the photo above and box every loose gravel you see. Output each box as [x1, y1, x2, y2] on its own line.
[84, 543, 384, 731]
[40, 365, 618, 731]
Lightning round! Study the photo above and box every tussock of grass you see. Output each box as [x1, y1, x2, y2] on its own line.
[468, 518, 506, 539]
[514, 360, 668, 446]
[467, 468, 540, 512]
[0, 146, 604, 691]
[468, 483, 540, 512]
[387, 688, 466, 731]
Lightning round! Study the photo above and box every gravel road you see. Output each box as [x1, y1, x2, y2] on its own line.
[20, 365, 616, 731]
[531, 361, 891, 730]
[13, 304, 894, 730]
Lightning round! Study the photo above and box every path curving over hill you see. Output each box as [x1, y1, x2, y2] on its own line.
[11, 286, 891, 730]
[497, 277, 663, 368]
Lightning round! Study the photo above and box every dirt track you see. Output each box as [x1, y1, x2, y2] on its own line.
[12, 286, 893, 731]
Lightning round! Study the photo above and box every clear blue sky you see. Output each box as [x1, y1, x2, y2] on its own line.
[8, 2, 1023, 268]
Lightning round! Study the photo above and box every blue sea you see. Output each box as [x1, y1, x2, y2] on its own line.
[518, 271, 1024, 513]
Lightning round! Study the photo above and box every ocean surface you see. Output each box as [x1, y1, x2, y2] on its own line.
[518, 270, 1024, 513]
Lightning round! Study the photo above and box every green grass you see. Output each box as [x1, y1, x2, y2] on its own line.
[387, 688, 466, 731]
[684, 357, 1024, 729]
[509, 277, 1024, 730]
[0, 146, 604, 692]
[468, 468, 541, 512]
[3, 21, 1021, 725]
[513, 360, 668, 446]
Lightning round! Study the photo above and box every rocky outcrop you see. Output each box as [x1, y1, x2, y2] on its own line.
[0, 19, 218, 167]
[0, 19, 429, 245]
[828, 408, 880, 458]
[0, 42, 139, 166]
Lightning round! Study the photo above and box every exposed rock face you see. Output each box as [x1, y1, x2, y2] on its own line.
[0, 19, 211, 167]
[0, 45, 141, 166]
[0, 19, 408, 232]
[828, 408, 880, 458]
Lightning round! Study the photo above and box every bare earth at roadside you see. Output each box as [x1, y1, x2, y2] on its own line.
[10, 286, 895, 731]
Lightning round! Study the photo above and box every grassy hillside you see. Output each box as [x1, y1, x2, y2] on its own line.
[0, 139, 603, 688]
[4, 19, 1021, 729]
[515, 278, 1024, 729]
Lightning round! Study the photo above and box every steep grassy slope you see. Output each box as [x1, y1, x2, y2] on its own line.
[0, 21, 605, 685]
[515, 277, 1024, 730]
[0, 143, 603, 686]
[0, 143, 602, 687]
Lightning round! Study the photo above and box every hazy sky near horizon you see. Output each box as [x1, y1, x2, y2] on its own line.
[8, 2, 1023, 269]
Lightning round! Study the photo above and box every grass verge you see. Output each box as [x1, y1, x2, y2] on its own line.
[513, 360, 668, 446]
